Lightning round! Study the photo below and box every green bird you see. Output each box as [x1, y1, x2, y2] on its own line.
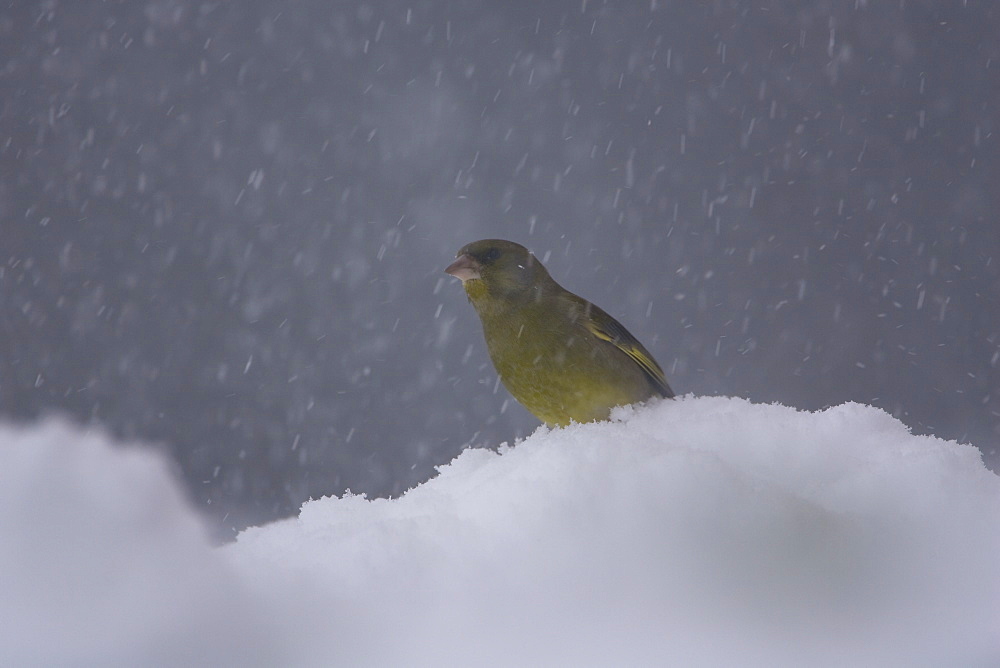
[446, 239, 674, 427]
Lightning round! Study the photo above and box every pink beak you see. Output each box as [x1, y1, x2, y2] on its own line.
[445, 253, 481, 282]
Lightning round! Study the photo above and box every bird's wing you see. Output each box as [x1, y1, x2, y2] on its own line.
[580, 301, 675, 398]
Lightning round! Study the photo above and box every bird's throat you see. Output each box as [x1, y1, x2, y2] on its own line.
[463, 278, 488, 303]
[464, 279, 516, 323]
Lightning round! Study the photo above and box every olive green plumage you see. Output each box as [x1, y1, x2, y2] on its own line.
[446, 239, 673, 427]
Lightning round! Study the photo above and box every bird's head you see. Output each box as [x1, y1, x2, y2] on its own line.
[445, 239, 552, 305]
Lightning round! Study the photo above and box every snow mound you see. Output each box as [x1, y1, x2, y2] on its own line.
[230, 397, 1000, 667]
[0, 420, 283, 667]
[2, 399, 998, 667]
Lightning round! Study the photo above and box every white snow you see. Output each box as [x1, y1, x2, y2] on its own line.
[3, 398, 999, 667]
[0, 420, 285, 666]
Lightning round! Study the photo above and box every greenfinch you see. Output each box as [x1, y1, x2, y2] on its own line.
[446, 239, 673, 426]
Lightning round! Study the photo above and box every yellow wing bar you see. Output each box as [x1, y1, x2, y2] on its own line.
[584, 306, 674, 398]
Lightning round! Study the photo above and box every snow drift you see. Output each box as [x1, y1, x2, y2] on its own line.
[3, 397, 999, 667]
[0, 420, 284, 666]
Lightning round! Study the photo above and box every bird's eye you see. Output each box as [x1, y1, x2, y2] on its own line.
[483, 248, 501, 262]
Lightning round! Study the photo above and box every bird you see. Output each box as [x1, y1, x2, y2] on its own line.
[445, 239, 673, 427]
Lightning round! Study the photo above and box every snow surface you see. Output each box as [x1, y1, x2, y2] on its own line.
[0, 420, 284, 666]
[3, 398, 999, 667]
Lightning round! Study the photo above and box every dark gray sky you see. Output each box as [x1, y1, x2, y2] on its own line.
[2, 0, 997, 538]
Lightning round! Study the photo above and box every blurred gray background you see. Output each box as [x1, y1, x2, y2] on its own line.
[2, 0, 997, 539]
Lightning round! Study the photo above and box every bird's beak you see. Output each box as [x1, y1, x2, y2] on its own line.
[445, 253, 481, 282]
